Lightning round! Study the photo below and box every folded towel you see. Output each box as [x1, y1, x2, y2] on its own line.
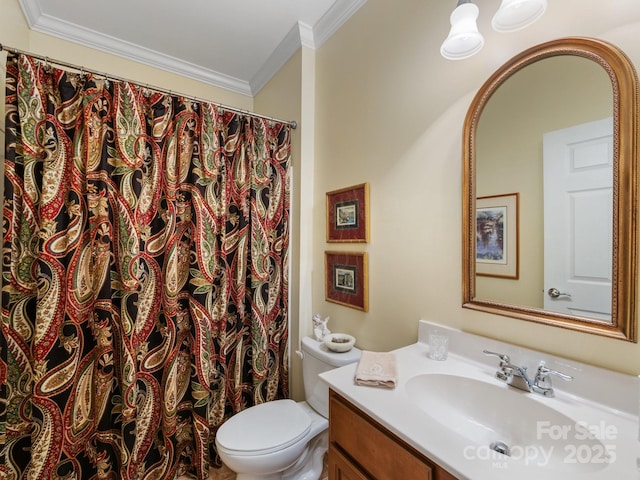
[354, 350, 398, 389]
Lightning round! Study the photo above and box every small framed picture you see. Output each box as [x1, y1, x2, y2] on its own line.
[326, 183, 369, 243]
[325, 251, 369, 311]
[476, 192, 519, 279]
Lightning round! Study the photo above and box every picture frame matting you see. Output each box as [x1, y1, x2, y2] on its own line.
[326, 183, 370, 243]
[325, 251, 369, 311]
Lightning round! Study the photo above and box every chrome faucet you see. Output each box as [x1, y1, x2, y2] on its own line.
[483, 350, 573, 397]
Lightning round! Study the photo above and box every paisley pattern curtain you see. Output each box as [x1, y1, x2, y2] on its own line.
[0, 52, 290, 480]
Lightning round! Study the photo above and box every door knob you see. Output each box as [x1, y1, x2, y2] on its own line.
[547, 288, 571, 299]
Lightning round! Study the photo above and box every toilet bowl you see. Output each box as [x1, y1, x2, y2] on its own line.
[215, 336, 361, 480]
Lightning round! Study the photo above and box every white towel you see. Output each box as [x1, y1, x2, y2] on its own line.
[354, 350, 397, 389]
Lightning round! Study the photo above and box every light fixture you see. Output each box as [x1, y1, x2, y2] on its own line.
[441, 0, 547, 60]
[492, 0, 547, 32]
[440, 0, 484, 60]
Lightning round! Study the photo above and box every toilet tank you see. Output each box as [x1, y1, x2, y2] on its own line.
[301, 336, 361, 418]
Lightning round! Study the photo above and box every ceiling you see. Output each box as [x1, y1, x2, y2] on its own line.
[18, 0, 366, 96]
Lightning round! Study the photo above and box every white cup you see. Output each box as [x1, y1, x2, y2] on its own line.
[428, 331, 449, 361]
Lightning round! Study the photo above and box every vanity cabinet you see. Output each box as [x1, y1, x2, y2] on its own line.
[328, 390, 458, 480]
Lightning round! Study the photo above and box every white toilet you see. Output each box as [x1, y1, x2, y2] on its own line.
[215, 336, 361, 480]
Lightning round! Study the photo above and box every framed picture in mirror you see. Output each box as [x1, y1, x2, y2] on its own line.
[476, 193, 519, 279]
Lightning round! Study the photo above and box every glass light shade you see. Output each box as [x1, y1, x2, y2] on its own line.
[492, 0, 547, 32]
[440, 2, 485, 60]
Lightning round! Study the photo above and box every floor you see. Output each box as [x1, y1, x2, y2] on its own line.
[206, 464, 236, 480]
[205, 455, 329, 480]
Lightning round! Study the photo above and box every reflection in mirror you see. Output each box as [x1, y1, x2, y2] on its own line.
[462, 37, 638, 341]
[476, 57, 613, 316]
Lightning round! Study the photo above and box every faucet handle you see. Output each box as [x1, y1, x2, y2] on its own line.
[533, 361, 573, 397]
[536, 361, 573, 382]
[482, 350, 510, 364]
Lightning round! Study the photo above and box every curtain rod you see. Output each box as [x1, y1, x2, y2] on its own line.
[0, 43, 297, 129]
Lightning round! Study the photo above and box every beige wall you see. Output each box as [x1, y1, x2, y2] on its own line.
[312, 0, 640, 377]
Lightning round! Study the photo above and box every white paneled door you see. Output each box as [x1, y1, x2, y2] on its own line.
[543, 117, 613, 321]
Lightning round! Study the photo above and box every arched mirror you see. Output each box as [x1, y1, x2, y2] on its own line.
[462, 37, 639, 341]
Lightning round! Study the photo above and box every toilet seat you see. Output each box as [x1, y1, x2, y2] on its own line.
[216, 399, 311, 456]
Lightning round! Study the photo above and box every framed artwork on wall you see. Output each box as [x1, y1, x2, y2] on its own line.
[325, 251, 369, 311]
[476, 192, 519, 279]
[326, 183, 370, 243]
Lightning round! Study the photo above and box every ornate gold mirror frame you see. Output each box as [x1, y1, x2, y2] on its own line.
[462, 37, 639, 341]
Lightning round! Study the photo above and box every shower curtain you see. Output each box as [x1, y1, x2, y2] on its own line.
[0, 52, 290, 480]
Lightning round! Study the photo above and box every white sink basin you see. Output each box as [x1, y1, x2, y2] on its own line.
[405, 373, 610, 473]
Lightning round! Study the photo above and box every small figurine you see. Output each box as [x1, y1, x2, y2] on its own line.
[312, 313, 331, 341]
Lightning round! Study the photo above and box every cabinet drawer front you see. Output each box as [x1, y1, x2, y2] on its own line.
[330, 391, 433, 480]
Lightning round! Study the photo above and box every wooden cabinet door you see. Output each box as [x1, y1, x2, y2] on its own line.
[328, 445, 371, 480]
[329, 391, 433, 479]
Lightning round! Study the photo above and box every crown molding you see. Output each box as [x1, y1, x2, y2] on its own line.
[18, 0, 43, 26]
[18, 4, 252, 95]
[311, 0, 368, 49]
[249, 0, 367, 94]
[18, 0, 366, 97]
[249, 23, 302, 95]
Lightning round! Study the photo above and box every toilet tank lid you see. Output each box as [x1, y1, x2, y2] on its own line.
[301, 336, 361, 366]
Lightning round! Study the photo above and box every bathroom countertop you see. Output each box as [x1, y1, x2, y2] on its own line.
[319, 320, 640, 480]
